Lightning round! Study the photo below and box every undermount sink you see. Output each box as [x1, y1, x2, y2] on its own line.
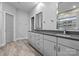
[56, 34, 72, 37]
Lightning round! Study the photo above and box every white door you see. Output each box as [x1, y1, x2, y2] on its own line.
[0, 11, 3, 45]
[5, 13, 14, 43]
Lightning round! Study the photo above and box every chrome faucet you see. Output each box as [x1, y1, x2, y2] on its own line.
[64, 29, 66, 34]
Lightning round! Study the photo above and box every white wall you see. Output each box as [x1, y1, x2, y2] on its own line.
[2, 3, 16, 14]
[16, 9, 30, 40]
[1, 2, 16, 46]
[0, 2, 30, 46]
[0, 2, 16, 46]
[2, 2, 30, 41]
[0, 2, 2, 11]
[29, 2, 58, 30]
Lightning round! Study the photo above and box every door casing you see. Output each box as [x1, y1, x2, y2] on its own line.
[4, 11, 15, 44]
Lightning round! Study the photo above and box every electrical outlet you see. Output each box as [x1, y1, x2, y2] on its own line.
[51, 20, 54, 22]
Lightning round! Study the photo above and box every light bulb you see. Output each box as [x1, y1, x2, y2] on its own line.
[73, 5, 76, 8]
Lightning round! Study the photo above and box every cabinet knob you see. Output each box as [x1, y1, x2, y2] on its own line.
[54, 45, 56, 50]
[58, 46, 60, 52]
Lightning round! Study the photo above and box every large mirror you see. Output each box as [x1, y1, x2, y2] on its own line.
[57, 2, 79, 30]
[35, 12, 43, 30]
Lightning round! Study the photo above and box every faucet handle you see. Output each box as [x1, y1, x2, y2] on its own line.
[64, 30, 66, 34]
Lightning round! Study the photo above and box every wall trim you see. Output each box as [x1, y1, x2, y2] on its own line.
[0, 42, 6, 47]
[4, 11, 16, 44]
[15, 37, 28, 41]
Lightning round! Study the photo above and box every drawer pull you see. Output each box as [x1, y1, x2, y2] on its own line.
[54, 45, 56, 50]
[58, 47, 60, 52]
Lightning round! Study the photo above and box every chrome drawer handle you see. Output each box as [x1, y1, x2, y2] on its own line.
[54, 45, 56, 50]
[58, 47, 60, 52]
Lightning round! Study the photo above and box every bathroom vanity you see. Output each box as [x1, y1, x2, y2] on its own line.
[28, 2, 79, 56]
[28, 30, 79, 56]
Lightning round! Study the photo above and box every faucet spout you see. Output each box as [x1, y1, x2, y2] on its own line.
[64, 29, 66, 34]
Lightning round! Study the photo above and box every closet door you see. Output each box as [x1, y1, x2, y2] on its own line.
[6, 13, 14, 43]
[0, 11, 3, 45]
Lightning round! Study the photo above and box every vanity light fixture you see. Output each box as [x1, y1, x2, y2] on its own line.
[60, 13, 63, 16]
[56, 10, 58, 14]
[59, 17, 76, 21]
[34, 2, 39, 5]
[73, 5, 76, 8]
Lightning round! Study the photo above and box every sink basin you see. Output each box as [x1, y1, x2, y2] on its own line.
[56, 34, 72, 37]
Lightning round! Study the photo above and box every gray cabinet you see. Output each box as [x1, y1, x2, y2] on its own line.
[44, 35, 57, 56]
[31, 32, 36, 47]
[44, 40, 51, 56]
[57, 44, 78, 56]
[44, 40, 52, 56]
[35, 34, 44, 54]
[44, 40, 56, 56]
[28, 32, 31, 43]
[57, 38, 79, 56]
[51, 42, 57, 56]
[58, 38, 79, 50]
[28, 32, 79, 56]
[29, 32, 44, 54]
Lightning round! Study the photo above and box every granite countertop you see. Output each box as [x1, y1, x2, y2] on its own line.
[29, 30, 79, 41]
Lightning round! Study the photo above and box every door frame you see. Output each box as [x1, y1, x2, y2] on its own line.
[4, 11, 15, 44]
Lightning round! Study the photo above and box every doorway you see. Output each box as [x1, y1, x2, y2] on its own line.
[31, 16, 34, 31]
[5, 13, 14, 43]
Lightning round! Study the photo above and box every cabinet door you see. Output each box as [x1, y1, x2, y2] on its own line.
[30, 33, 33, 45]
[57, 45, 78, 56]
[36, 34, 44, 54]
[28, 32, 31, 42]
[44, 40, 56, 56]
[31, 33, 36, 47]
[36, 38, 44, 54]
[44, 40, 52, 56]
[44, 35, 56, 42]
[51, 42, 57, 56]
[39, 39, 44, 54]
[58, 37, 79, 50]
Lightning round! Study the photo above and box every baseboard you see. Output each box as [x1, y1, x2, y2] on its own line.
[0, 42, 6, 48]
[0, 37, 28, 47]
[29, 43, 43, 56]
[15, 37, 28, 41]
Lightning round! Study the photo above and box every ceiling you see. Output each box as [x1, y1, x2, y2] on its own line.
[6, 2, 79, 14]
[58, 2, 79, 13]
[7, 2, 38, 13]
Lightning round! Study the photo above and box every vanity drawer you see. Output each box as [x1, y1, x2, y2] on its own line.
[44, 35, 57, 42]
[58, 38, 79, 50]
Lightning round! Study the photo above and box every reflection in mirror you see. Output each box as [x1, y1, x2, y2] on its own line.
[31, 16, 34, 31]
[35, 12, 43, 30]
[57, 2, 79, 30]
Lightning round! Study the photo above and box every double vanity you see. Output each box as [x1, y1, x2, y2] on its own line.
[28, 30, 79, 56]
[28, 2, 79, 56]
